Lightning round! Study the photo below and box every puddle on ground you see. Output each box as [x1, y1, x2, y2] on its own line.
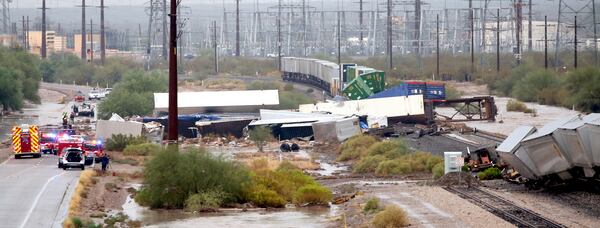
[307, 160, 349, 176]
[122, 190, 337, 227]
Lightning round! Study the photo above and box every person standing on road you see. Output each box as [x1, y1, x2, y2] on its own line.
[101, 154, 110, 174]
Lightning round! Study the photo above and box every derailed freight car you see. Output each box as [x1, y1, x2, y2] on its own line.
[498, 114, 600, 186]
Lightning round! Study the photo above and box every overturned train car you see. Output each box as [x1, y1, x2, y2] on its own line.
[497, 114, 600, 186]
[281, 57, 341, 96]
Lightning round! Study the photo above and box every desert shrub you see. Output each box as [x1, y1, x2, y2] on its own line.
[123, 143, 161, 156]
[246, 165, 331, 207]
[366, 140, 411, 159]
[103, 212, 129, 227]
[105, 134, 147, 151]
[64, 217, 101, 228]
[506, 99, 533, 113]
[363, 197, 381, 214]
[372, 205, 410, 228]
[249, 126, 272, 152]
[353, 155, 386, 173]
[337, 135, 378, 161]
[276, 160, 301, 171]
[477, 167, 502, 180]
[185, 190, 227, 212]
[278, 91, 315, 109]
[445, 85, 462, 100]
[426, 155, 444, 171]
[375, 160, 412, 176]
[306, 88, 314, 93]
[293, 184, 333, 205]
[512, 70, 561, 103]
[247, 188, 287, 208]
[432, 163, 445, 179]
[136, 148, 251, 209]
[564, 67, 600, 112]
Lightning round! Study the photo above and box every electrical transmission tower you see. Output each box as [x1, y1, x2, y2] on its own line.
[0, 0, 11, 34]
[145, 0, 168, 68]
[555, 0, 597, 66]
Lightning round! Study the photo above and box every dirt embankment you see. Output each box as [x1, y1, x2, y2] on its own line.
[77, 152, 144, 223]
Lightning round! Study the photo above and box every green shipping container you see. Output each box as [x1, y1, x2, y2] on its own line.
[342, 77, 374, 100]
[346, 66, 376, 82]
[359, 71, 385, 94]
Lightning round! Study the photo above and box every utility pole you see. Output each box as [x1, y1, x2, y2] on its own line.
[41, 0, 47, 58]
[168, 0, 178, 142]
[497, 9, 500, 73]
[337, 11, 341, 66]
[80, 0, 87, 61]
[212, 20, 219, 74]
[544, 15, 548, 69]
[593, 0, 598, 65]
[235, 0, 240, 56]
[469, 0, 474, 75]
[415, 0, 421, 55]
[302, 0, 307, 56]
[516, 0, 522, 65]
[436, 14, 440, 80]
[358, 0, 364, 54]
[574, 15, 578, 69]
[162, 0, 168, 60]
[387, 0, 393, 70]
[277, 0, 282, 71]
[90, 19, 94, 63]
[20, 16, 25, 49]
[338, 11, 342, 93]
[528, 0, 532, 52]
[26, 16, 29, 51]
[99, 0, 106, 65]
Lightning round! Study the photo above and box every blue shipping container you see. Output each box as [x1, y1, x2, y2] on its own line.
[368, 81, 445, 100]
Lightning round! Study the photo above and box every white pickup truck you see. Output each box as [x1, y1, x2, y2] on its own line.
[88, 90, 103, 100]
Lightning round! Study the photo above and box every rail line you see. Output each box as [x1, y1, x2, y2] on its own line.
[444, 187, 565, 228]
[443, 186, 565, 228]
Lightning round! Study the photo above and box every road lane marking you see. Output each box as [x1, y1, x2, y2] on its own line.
[20, 171, 67, 228]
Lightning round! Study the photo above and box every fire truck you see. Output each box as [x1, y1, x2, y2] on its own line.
[12, 124, 42, 159]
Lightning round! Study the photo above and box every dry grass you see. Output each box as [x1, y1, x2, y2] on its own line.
[372, 205, 410, 228]
[506, 99, 534, 113]
[67, 170, 98, 217]
[241, 156, 320, 171]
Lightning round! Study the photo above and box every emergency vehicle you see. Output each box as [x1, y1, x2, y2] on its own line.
[83, 140, 105, 163]
[12, 124, 42, 159]
[56, 136, 84, 157]
[39, 126, 60, 154]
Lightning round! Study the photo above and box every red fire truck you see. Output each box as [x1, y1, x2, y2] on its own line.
[56, 136, 84, 157]
[12, 125, 42, 159]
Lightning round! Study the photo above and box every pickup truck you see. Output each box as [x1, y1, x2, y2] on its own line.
[88, 90, 104, 100]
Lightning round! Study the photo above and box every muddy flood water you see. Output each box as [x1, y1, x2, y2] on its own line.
[122, 194, 337, 227]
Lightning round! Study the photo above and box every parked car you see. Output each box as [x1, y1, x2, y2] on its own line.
[58, 148, 86, 170]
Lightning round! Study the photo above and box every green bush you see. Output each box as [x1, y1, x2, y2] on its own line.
[372, 205, 409, 228]
[564, 67, 600, 112]
[506, 99, 533, 113]
[375, 160, 412, 176]
[293, 185, 333, 205]
[249, 126, 272, 152]
[185, 190, 227, 212]
[363, 197, 381, 214]
[105, 134, 147, 151]
[426, 156, 444, 171]
[512, 70, 561, 103]
[337, 135, 378, 161]
[366, 140, 411, 159]
[136, 148, 251, 209]
[123, 143, 161, 156]
[306, 88, 314, 94]
[477, 167, 502, 180]
[278, 91, 315, 110]
[432, 163, 445, 179]
[353, 155, 386, 173]
[247, 188, 287, 208]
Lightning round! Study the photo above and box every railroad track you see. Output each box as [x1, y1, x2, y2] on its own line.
[443, 186, 565, 228]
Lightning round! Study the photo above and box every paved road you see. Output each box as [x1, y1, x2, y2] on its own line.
[0, 155, 81, 228]
[0, 82, 93, 228]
